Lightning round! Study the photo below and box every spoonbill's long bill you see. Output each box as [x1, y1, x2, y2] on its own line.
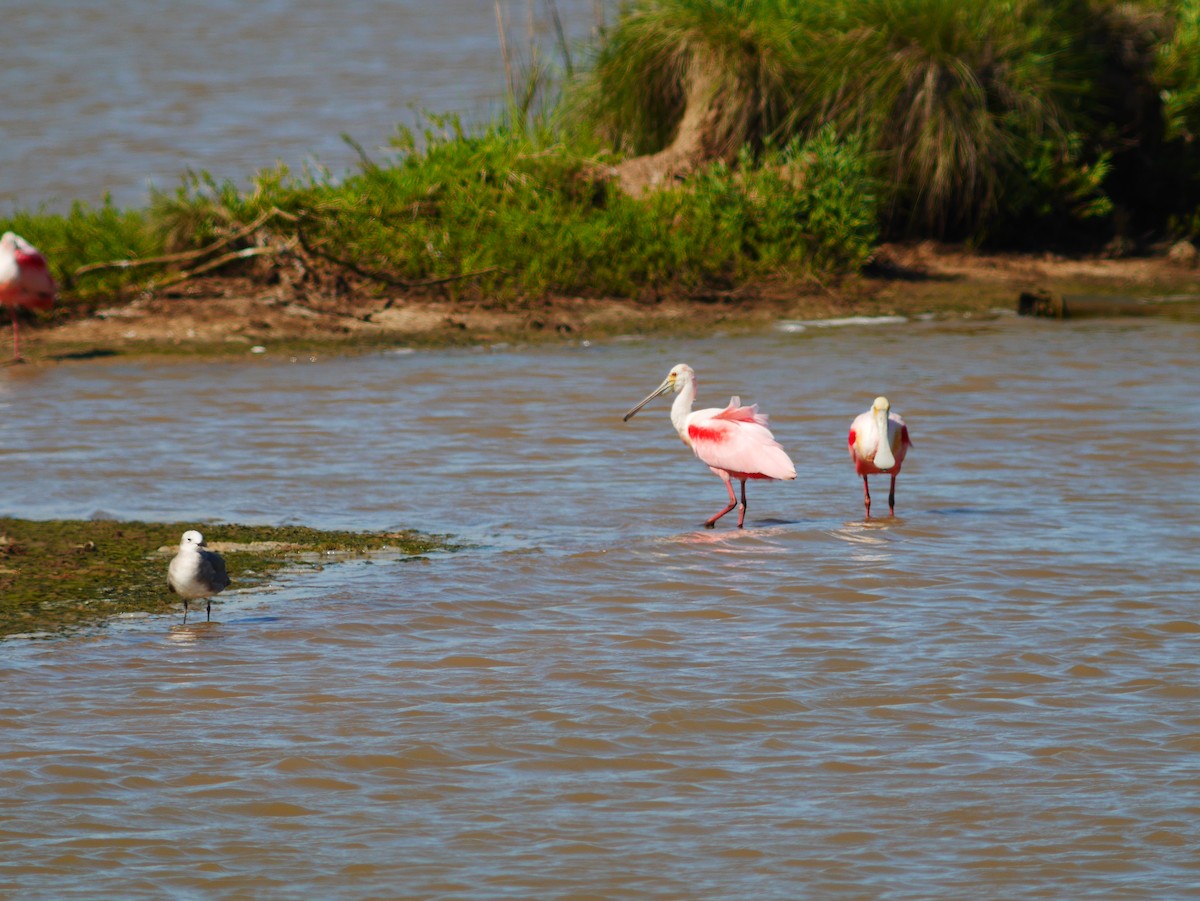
[0, 232, 57, 362]
[848, 396, 912, 518]
[168, 530, 231, 623]
[624, 363, 796, 528]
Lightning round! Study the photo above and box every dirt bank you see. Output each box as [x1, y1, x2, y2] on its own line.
[15, 242, 1200, 361]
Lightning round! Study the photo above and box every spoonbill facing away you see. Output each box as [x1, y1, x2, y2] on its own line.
[168, 530, 231, 622]
[848, 396, 912, 518]
[0, 232, 57, 362]
[624, 363, 796, 528]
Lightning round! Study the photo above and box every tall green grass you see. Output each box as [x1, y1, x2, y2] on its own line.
[1160, 1, 1200, 143]
[570, 0, 1200, 242]
[803, 0, 1108, 238]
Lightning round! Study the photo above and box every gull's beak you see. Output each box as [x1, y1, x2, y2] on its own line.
[873, 404, 896, 471]
[623, 376, 674, 422]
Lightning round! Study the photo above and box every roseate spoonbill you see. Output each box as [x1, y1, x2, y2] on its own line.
[624, 363, 796, 528]
[848, 396, 912, 518]
[0, 232, 57, 362]
[168, 530, 230, 622]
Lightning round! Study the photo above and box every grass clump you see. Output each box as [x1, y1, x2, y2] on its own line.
[0, 518, 454, 639]
[295, 120, 878, 298]
[1155, 0, 1200, 237]
[571, 0, 1200, 243]
[1159, 0, 1200, 144]
[803, 0, 1110, 239]
[569, 0, 812, 158]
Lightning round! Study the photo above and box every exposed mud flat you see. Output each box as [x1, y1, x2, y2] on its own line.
[19, 243, 1200, 360]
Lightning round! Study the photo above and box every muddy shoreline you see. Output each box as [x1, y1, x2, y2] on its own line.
[14, 243, 1200, 362]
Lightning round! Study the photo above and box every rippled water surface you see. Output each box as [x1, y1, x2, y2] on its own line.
[2, 318, 1199, 898]
[4, 0, 609, 213]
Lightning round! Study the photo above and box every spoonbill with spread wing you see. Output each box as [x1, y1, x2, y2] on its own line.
[624, 363, 796, 528]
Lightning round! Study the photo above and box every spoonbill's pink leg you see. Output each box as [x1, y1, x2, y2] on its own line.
[862, 475, 872, 519]
[10, 307, 21, 361]
[889, 473, 898, 516]
[705, 479, 739, 529]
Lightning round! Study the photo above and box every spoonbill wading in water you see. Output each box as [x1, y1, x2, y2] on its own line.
[0, 232, 57, 362]
[624, 364, 796, 528]
[848, 396, 912, 518]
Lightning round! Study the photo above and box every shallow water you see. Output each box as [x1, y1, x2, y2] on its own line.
[2, 317, 1199, 898]
[3, 0, 609, 213]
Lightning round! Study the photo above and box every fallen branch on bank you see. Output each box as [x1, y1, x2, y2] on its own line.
[73, 208, 294, 279]
[294, 220, 502, 289]
[67, 203, 502, 300]
[148, 245, 285, 289]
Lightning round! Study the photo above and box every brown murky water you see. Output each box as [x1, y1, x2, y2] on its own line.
[3, 0, 610, 213]
[2, 316, 1198, 898]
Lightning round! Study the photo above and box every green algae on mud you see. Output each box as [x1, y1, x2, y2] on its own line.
[0, 518, 456, 639]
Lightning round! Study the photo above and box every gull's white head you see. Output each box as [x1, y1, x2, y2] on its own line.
[180, 530, 206, 548]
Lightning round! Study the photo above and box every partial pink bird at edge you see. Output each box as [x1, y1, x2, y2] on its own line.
[848, 395, 912, 518]
[623, 363, 796, 529]
[0, 231, 58, 362]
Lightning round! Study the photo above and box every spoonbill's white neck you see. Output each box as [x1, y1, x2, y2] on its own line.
[873, 403, 896, 471]
[670, 374, 696, 440]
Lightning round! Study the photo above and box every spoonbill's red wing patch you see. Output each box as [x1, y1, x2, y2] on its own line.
[12, 248, 56, 308]
[688, 423, 730, 445]
[848, 429, 857, 447]
[14, 249, 49, 272]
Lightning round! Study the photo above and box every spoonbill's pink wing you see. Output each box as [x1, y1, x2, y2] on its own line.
[848, 410, 875, 468]
[892, 415, 912, 463]
[687, 397, 796, 480]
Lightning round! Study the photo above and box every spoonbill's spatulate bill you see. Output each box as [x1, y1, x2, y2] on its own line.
[0, 232, 57, 362]
[624, 363, 796, 528]
[168, 530, 231, 622]
[848, 396, 912, 518]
